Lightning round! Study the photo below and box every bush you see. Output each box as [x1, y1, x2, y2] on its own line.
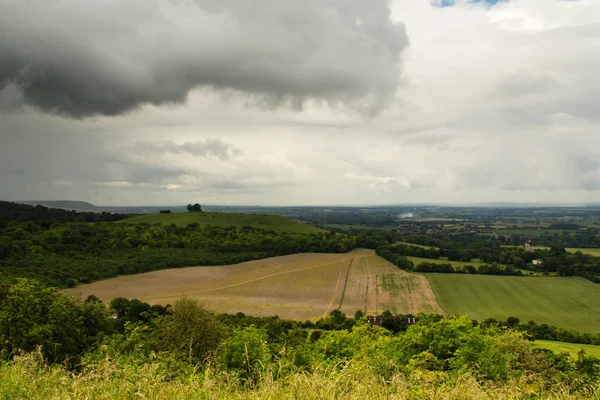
[221, 325, 270, 379]
[155, 298, 225, 364]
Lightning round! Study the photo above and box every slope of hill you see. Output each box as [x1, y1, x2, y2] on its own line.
[65, 252, 442, 321]
[19, 200, 103, 212]
[426, 274, 600, 332]
[117, 212, 326, 234]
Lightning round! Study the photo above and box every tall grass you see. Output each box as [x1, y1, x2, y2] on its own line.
[1, 351, 598, 400]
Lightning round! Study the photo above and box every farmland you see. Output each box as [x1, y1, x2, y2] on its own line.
[406, 256, 489, 267]
[339, 254, 442, 316]
[66, 251, 441, 321]
[426, 274, 600, 332]
[394, 241, 439, 250]
[532, 340, 600, 359]
[507, 245, 600, 257]
[117, 212, 325, 234]
[567, 248, 600, 257]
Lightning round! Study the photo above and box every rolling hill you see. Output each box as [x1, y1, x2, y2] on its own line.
[65, 251, 442, 321]
[117, 212, 326, 234]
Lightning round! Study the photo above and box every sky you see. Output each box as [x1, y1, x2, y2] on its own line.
[1, 0, 599, 206]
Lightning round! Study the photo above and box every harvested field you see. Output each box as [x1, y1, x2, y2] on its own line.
[339, 255, 442, 316]
[66, 252, 442, 321]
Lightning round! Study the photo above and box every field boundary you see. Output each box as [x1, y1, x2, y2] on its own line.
[337, 258, 354, 309]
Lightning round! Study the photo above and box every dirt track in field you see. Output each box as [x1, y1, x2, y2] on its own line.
[66, 251, 442, 320]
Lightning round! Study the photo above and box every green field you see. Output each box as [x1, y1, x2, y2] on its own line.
[117, 212, 325, 234]
[322, 224, 395, 231]
[426, 274, 600, 332]
[532, 340, 600, 359]
[494, 229, 576, 236]
[406, 256, 489, 267]
[567, 248, 600, 256]
[394, 241, 440, 250]
[505, 245, 600, 257]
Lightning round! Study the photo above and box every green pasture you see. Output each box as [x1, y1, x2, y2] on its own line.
[406, 256, 488, 267]
[494, 228, 576, 236]
[117, 212, 325, 234]
[567, 248, 600, 257]
[425, 274, 600, 332]
[393, 241, 440, 250]
[322, 224, 395, 231]
[532, 340, 600, 359]
[504, 245, 600, 257]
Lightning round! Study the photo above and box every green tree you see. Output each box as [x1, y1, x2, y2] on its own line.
[155, 297, 225, 364]
[221, 325, 270, 378]
[187, 203, 202, 212]
[0, 278, 109, 365]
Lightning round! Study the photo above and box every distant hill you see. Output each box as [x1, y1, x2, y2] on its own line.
[19, 200, 103, 212]
[0, 201, 128, 224]
[117, 211, 326, 234]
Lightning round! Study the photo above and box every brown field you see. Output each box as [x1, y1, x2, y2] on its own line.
[339, 255, 442, 316]
[66, 251, 442, 320]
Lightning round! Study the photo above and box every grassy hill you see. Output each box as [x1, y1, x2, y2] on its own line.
[426, 274, 600, 332]
[117, 211, 326, 234]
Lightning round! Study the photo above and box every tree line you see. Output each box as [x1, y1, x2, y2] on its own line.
[0, 202, 389, 287]
[376, 242, 600, 282]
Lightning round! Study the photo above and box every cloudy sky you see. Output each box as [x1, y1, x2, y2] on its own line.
[1, 0, 599, 206]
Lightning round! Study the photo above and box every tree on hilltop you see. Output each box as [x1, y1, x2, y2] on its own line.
[187, 203, 202, 212]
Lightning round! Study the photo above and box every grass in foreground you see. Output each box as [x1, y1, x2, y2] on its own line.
[532, 340, 600, 359]
[2, 352, 597, 400]
[117, 212, 325, 234]
[426, 274, 600, 333]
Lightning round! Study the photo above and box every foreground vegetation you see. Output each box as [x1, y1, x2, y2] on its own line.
[3, 352, 599, 400]
[3, 272, 600, 398]
[0, 279, 600, 399]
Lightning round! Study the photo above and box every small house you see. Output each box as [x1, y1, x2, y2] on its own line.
[367, 316, 384, 326]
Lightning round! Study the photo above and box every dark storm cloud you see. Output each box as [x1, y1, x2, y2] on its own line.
[0, 0, 408, 118]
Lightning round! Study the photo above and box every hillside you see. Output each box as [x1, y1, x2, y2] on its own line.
[18, 200, 103, 212]
[65, 252, 442, 320]
[426, 274, 600, 332]
[117, 211, 326, 234]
